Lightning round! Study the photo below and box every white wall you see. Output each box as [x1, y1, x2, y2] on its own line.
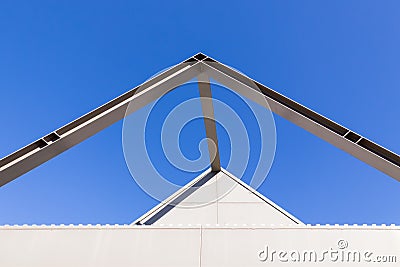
[0, 225, 398, 267]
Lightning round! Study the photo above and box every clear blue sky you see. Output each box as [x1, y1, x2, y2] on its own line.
[1, 0, 400, 225]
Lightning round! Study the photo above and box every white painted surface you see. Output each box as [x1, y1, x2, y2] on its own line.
[202, 227, 400, 266]
[0, 225, 398, 267]
[0, 226, 201, 267]
[1, 171, 398, 266]
[138, 169, 301, 225]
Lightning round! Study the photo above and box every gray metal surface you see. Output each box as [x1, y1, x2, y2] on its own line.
[199, 59, 400, 181]
[0, 59, 201, 186]
[1, 53, 400, 186]
[198, 72, 221, 172]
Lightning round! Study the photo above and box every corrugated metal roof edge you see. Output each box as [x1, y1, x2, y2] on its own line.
[0, 224, 399, 229]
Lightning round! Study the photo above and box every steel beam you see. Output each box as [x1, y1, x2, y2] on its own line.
[0, 52, 400, 188]
[200, 57, 400, 181]
[0, 58, 202, 187]
[197, 72, 221, 172]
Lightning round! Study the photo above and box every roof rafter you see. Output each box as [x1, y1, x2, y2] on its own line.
[0, 52, 399, 187]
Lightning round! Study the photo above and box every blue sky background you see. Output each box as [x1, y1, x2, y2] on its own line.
[1, 0, 400, 225]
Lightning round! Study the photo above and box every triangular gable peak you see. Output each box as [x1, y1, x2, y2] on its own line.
[134, 168, 302, 226]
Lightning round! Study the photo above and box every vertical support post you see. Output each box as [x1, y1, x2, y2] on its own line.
[197, 72, 221, 171]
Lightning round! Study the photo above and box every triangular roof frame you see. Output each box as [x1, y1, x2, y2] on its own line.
[132, 167, 303, 226]
[1, 52, 400, 187]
